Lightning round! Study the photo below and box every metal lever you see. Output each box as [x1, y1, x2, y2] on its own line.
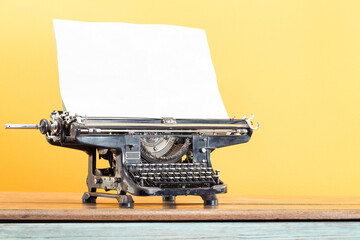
[242, 113, 260, 130]
[5, 124, 39, 129]
[5, 119, 50, 134]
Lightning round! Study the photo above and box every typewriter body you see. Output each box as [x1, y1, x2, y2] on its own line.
[5, 111, 258, 207]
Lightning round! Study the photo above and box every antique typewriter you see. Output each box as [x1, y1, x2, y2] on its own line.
[5, 112, 258, 207]
[5, 20, 259, 207]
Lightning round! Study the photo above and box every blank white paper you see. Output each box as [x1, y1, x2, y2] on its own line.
[53, 20, 229, 119]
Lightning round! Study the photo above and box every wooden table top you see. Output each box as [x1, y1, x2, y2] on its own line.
[1, 192, 360, 221]
[2, 222, 360, 239]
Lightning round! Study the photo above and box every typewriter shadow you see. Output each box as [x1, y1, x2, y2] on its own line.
[81, 202, 218, 210]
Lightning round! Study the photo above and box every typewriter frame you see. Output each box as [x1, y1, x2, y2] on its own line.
[45, 115, 254, 207]
[6, 111, 257, 207]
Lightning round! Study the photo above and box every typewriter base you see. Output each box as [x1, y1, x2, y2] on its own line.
[82, 192, 135, 208]
[82, 191, 223, 208]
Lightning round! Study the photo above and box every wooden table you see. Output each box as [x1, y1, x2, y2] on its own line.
[1, 192, 360, 221]
[2, 222, 360, 239]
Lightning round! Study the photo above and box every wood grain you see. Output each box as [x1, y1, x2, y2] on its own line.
[1, 192, 360, 221]
[2, 222, 360, 239]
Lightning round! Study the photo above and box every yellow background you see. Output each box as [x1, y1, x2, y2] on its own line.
[1, 0, 359, 196]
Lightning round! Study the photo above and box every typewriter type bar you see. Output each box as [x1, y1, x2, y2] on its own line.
[5, 111, 258, 208]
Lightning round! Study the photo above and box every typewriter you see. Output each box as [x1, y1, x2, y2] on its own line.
[5, 20, 259, 207]
[5, 112, 258, 207]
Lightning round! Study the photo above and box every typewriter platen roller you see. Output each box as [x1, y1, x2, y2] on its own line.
[5, 111, 258, 207]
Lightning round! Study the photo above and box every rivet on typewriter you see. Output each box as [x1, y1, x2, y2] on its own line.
[113, 177, 121, 183]
[94, 178, 103, 184]
[237, 129, 248, 135]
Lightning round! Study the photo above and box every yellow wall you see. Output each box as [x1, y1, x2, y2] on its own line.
[1, 0, 360, 196]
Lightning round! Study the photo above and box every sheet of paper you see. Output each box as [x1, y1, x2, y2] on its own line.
[53, 20, 229, 119]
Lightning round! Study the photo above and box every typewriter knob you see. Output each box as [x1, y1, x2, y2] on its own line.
[39, 119, 49, 134]
[51, 119, 63, 135]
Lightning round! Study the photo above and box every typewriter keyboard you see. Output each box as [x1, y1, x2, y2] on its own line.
[126, 163, 221, 188]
